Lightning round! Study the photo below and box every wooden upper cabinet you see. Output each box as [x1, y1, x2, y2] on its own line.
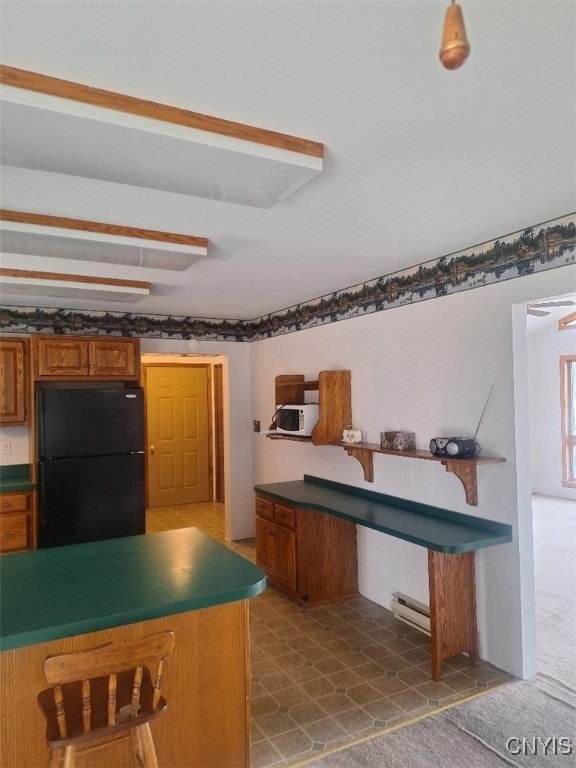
[36, 337, 90, 377]
[33, 336, 140, 381]
[0, 338, 29, 424]
[90, 339, 138, 378]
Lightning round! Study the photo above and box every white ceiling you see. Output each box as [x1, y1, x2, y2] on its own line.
[526, 295, 576, 333]
[0, 0, 574, 321]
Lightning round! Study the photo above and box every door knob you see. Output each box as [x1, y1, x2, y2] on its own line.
[150, 445, 155, 454]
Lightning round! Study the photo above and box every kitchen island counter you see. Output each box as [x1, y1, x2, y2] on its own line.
[0, 528, 266, 767]
[1, 527, 266, 650]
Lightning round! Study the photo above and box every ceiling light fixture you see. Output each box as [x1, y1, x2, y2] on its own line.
[0, 267, 151, 302]
[0, 66, 324, 208]
[0, 210, 208, 271]
[440, 1, 470, 70]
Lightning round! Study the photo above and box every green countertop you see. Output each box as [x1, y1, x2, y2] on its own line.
[0, 528, 266, 651]
[0, 464, 34, 492]
[255, 475, 512, 554]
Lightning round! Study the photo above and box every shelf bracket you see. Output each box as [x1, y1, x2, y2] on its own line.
[344, 446, 374, 482]
[441, 460, 478, 506]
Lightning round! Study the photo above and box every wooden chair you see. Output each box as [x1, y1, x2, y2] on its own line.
[37, 631, 175, 768]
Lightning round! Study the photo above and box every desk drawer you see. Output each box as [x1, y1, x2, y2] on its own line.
[255, 496, 296, 529]
[255, 496, 274, 521]
[274, 504, 296, 530]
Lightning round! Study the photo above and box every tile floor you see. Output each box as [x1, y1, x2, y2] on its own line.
[146, 503, 513, 768]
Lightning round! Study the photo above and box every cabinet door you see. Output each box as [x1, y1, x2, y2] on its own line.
[256, 516, 297, 594]
[90, 339, 138, 378]
[256, 516, 276, 573]
[274, 525, 297, 593]
[0, 339, 28, 424]
[35, 337, 139, 379]
[37, 338, 89, 377]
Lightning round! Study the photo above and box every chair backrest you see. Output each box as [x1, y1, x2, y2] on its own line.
[38, 631, 175, 746]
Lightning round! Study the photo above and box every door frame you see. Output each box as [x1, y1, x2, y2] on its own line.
[214, 363, 225, 504]
[142, 361, 214, 509]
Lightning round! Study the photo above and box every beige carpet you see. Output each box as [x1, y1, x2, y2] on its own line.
[532, 494, 576, 692]
[302, 679, 575, 767]
[301, 494, 576, 767]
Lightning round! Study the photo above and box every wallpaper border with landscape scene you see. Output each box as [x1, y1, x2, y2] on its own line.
[1, 213, 574, 341]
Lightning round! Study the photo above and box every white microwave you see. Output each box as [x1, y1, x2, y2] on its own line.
[275, 403, 319, 436]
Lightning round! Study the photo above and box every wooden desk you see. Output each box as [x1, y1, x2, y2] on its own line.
[255, 475, 512, 681]
[0, 528, 266, 767]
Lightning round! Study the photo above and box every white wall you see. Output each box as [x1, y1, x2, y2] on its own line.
[0, 423, 30, 464]
[251, 264, 575, 679]
[528, 320, 576, 500]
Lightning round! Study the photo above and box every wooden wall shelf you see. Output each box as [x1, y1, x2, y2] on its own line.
[267, 371, 503, 506]
[270, 371, 352, 445]
[337, 442, 505, 506]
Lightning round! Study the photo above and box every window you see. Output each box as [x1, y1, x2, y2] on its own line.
[560, 355, 576, 487]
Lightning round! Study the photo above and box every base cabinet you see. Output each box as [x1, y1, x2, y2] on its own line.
[256, 509, 297, 593]
[0, 491, 34, 553]
[255, 494, 358, 603]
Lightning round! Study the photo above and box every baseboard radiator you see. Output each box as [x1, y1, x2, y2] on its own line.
[391, 592, 431, 636]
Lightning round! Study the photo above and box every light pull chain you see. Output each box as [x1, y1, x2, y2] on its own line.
[440, 2, 471, 70]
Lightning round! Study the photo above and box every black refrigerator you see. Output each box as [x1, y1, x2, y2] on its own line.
[37, 387, 146, 549]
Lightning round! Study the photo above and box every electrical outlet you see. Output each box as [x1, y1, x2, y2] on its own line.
[402, 464, 413, 484]
[0, 441, 11, 455]
[253, 420, 261, 433]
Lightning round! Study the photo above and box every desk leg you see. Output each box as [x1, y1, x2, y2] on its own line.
[428, 550, 477, 681]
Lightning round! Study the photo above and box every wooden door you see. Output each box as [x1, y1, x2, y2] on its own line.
[146, 365, 211, 508]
